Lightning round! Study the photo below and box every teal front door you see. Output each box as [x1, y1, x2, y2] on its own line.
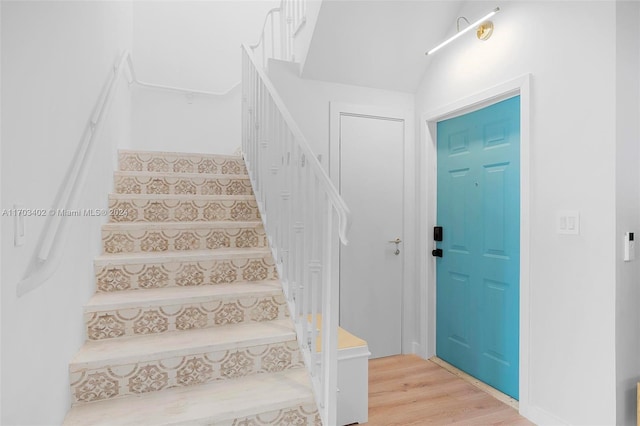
[435, 96, 520, 399]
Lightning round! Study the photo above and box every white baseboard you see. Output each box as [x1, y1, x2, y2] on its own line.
[411, 341, 426, 358]
[520, 404, 568, 426]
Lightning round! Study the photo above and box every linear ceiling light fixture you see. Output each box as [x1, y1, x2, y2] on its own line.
[425, 7, 500, 56]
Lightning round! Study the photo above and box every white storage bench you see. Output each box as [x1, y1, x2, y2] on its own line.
[312, 317, 370, 425]
[336, 326, 370, 425]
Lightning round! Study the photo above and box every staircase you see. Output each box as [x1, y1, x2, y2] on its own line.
[63, 150, 321, 425]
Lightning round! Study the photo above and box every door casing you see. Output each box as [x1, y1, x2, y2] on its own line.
[329, 102, 416, 355]
[420, 74, 531, 415]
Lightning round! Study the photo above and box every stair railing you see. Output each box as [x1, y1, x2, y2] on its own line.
[250, 0, 307, 68]
[16, 51, 239, 298]
[126, 54, 240, 97]
[241, 43, 350, 426]
[15, 51, 132, 297]
[250, 7, 282, 69]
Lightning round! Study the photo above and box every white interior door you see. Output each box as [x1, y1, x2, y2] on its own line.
[337, 111, 404, 359]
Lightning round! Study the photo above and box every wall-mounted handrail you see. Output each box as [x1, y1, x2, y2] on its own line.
[126, 54, 239, 96]
[134, 80, 240, 97]
[242, 43, 351, 425]
[16, 50, 131, 297]
[126, 54, 240, 97]
[16, 51, 240, 298]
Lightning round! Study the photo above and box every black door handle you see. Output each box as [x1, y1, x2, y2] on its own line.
[432, 248, 443, 257]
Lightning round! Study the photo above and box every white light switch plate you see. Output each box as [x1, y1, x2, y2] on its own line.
[557, 210, 580, 235]
[624, 232, 635, 261]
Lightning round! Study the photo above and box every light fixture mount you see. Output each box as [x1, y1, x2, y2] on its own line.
[476, 21, 494, 41]
[426, 7, 500, 56]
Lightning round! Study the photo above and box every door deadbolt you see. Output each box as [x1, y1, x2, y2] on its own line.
[433, 226, 443, 258]
[434, 226, 443, 242]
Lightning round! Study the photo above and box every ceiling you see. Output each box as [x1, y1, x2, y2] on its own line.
[302, 0, 464, 93]
[303, 0, 463, 93]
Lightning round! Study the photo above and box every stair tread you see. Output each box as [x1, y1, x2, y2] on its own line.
[71, 319, 295, 369]
[95, 247, 271, 265]
[119, 149, 243, 160]
[109, 194, 255, 201]
[101, 220, 262, 231]
[85, 281, 282, 311]
[114, 171, 249, 180]
[64, 150, 318, 423]
[63, 368, 314, 426]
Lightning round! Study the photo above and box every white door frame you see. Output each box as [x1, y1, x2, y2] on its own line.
[419, 74, 531, 415]
[329, 102, 416, 354]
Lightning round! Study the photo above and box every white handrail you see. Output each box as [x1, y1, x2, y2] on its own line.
[16, 51, 131, 297]
[17, 51, 238, 297]
[135, 80, 240, 97]
[241, 43, 350, 425]
[250, 6, 283, 69]
[250, 7, 281, 50]
[250, 0, 307, 68]
[126, 54, 240, 97]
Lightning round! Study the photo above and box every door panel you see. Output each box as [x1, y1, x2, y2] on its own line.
[339, 113, 404, 359]
[436, 96, 520, 399]
[483, 164, 507, 255]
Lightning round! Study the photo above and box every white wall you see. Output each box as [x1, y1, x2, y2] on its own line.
[131, 85, 242, 155]
[301, 1, 463, 93]
[615, 2, 640, 425]
[268, 59, 414, 168]
[131, 1, 277, 155]
[295, 0, 322, 73]
[415, 1, 620, 424]
[1, 2, 133, 424]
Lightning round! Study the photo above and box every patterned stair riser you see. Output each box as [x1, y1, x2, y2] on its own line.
[95, 256, 278, 292]
[85, 294, 289, 340]
[222, 404, 321, 426]
[115, 175, 253, 196]
[119, 152, 247, 175]
[102, 227, 268, 254]
[69, 340, 303, 404]
[65, 151, 321, 423]
[108, 198, 260, 223]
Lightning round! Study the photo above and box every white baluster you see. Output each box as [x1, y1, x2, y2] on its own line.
[288, 142, 297, 306]
[293, 147, 304, 321]
[308, 181, 319, 379]
[299, 150, 309, 349]
[321, 206, 339, 424]
[306, 159, 316, 354]
[310, 177, 325, 377]
[280, 131, 291, 299]
[275, 115, 285, 258]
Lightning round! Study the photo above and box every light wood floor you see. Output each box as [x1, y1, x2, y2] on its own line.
[366, 355, 534, 425]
